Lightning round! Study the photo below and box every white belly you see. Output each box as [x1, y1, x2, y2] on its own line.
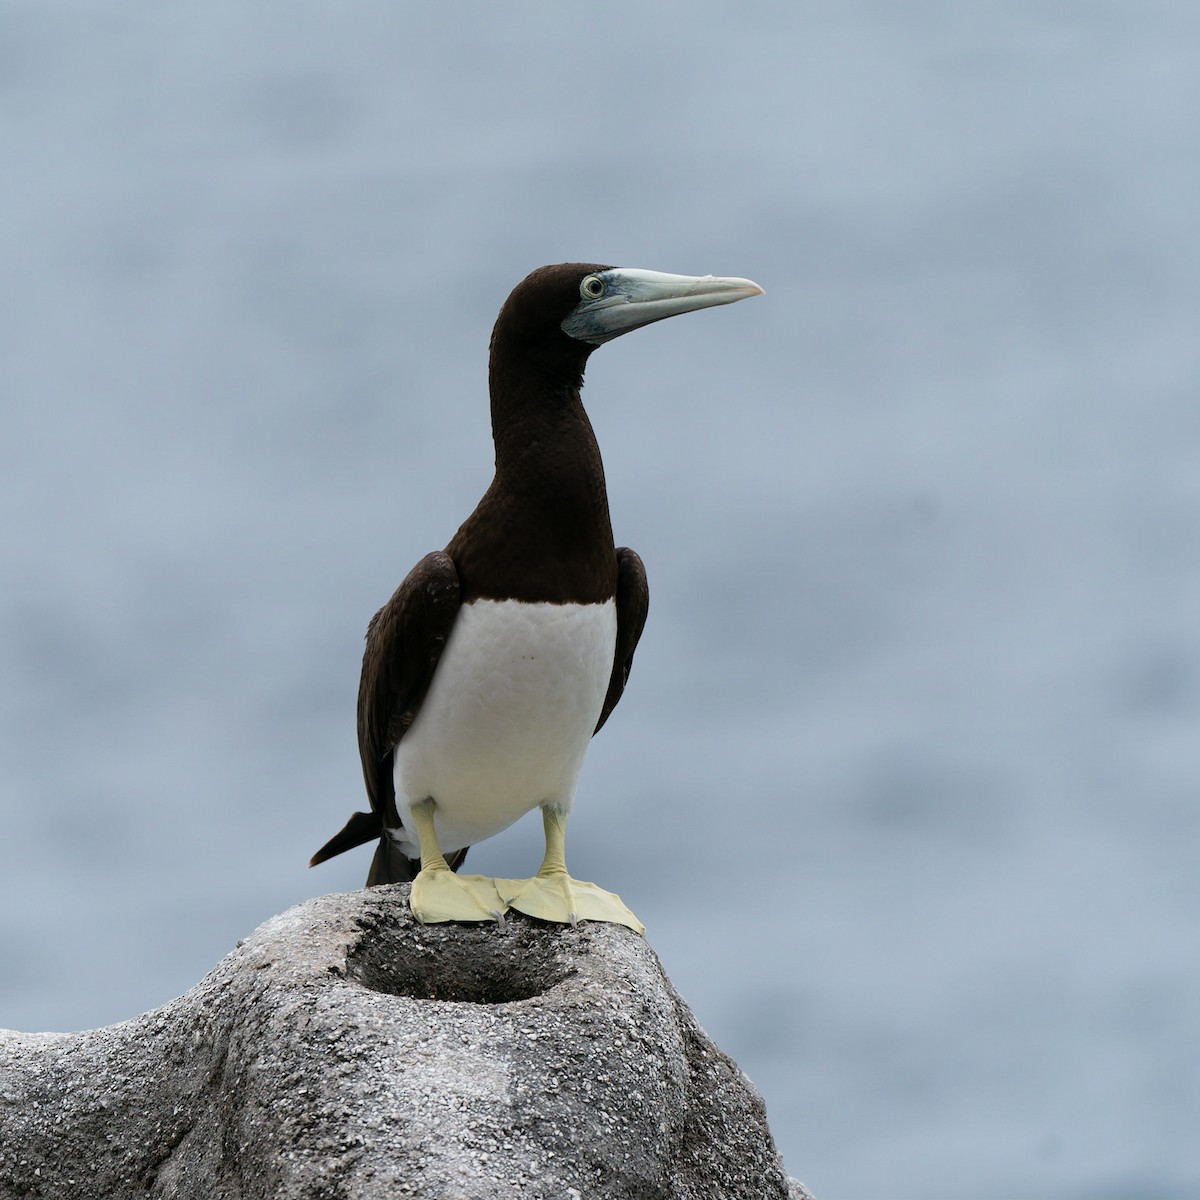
[391, 598, 617, 856]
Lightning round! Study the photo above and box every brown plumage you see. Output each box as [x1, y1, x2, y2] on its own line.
[309, 262, 759, 887]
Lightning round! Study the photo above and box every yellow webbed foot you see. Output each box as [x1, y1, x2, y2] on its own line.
[494, 871, 644, 935]
[409, 868, 507, 925]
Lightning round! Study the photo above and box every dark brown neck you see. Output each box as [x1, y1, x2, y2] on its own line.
[445, 346, 617, 605]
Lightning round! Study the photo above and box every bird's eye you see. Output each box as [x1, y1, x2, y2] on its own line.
[580, 275, 605, 300]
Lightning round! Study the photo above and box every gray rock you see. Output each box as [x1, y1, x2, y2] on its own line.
[0, 886, 811, 1199]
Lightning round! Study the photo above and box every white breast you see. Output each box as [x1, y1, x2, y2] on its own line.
[390, 598, 617, 856]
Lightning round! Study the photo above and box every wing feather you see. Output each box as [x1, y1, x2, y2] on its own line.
[594, 546, 649, 734]
[309, 551, 461, 873]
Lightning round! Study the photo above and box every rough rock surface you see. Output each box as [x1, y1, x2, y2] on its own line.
[0, 886, 812, 1199]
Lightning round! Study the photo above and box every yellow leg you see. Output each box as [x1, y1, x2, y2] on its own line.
[407, 799, 507, 924]
[495, 808, 644, 935]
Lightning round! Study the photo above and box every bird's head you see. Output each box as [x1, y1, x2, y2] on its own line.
[490, 262, 764, 383]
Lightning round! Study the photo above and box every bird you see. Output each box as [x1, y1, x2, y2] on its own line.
[309, 263, 763, 932]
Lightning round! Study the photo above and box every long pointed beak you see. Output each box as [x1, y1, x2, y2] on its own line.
[561, 268, 765, 345]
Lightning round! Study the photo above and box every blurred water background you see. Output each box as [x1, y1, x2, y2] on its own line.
[2, 3, 1198, 1197]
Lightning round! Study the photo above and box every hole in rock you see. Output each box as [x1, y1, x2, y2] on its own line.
[347, 918, 574, 1005]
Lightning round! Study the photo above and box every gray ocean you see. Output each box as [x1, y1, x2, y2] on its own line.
[2, 4, 1198, 1197]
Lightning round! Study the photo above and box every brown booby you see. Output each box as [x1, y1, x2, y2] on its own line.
[310, 264, 763, 931]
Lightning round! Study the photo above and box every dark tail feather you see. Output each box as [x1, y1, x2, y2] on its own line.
[365, 839, 470, 887]
[311, 808, 469, 887]
[309, 810, 382, 868]
[366, 836, 420, 886]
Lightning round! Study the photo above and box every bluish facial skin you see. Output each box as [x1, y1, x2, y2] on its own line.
[560, 268, 764, 345]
